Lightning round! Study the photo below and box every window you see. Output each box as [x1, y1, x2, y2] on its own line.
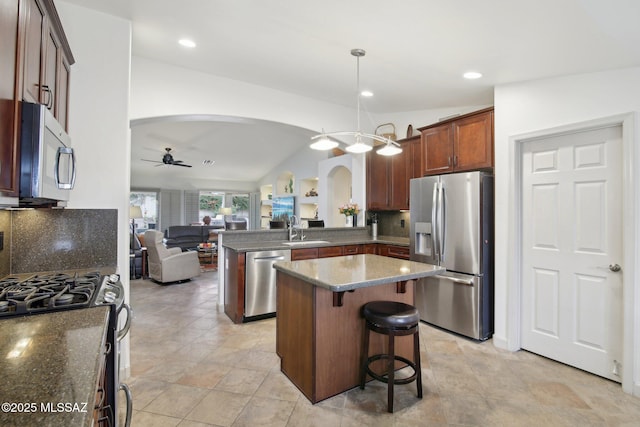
[230, 193, 250, 218]
[199, 191, 250, 222]
[130, 191, 158, 231]
[199, 191, 224, 220]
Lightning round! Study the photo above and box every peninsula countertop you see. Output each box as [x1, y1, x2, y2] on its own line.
[222, 234, 409, 252]
[273, 254, 444, 292]
[0, 306, 110, 427]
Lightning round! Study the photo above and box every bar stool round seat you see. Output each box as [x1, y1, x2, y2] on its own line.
[359, 300, 422, 413]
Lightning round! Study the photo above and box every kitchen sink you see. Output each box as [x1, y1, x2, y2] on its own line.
[282, 240, 329, 246]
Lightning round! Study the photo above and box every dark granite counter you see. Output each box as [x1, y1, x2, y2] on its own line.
[222, 234, 409, 252]
[0, 306, 110, 427]
[273, 254, 444, 292]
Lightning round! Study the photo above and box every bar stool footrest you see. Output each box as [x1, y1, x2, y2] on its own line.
[364, 354, 418, 385]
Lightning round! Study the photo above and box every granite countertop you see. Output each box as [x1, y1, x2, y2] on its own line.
[222, 234, 409, 252]
[0, 306, 110, 427]
[273, 254, 444, 292]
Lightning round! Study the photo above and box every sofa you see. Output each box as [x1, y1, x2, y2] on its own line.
[164, 224, 223, 251]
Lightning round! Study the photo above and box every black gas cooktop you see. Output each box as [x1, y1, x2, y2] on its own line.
[0, 271, 103, 317]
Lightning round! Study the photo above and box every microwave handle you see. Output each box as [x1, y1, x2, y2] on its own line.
[55, 147, 76, 190]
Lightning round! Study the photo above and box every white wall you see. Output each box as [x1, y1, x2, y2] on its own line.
[317, 154, 365, 227]
[56, 0, 132, 375]
[131, 56, 358, 133]
[494, 67, 640, 393]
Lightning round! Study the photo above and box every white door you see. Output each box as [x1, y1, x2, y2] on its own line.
[521, 125, 623, 382]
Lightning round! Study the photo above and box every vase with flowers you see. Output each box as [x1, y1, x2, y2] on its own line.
[339, 203, 360, 227]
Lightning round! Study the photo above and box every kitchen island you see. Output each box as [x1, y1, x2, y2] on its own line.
[273, 254, 444, 403]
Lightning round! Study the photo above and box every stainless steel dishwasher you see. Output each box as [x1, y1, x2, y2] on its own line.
[245, 249, 291, 319]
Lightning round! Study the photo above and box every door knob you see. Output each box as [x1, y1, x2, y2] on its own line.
[609, 263, 622, 272]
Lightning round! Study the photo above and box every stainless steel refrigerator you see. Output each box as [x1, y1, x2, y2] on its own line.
[410, 171, 494, 340]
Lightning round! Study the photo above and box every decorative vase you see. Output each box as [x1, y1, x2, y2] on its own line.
[352, 214, 357, 227]
[345, 215, 353, 227]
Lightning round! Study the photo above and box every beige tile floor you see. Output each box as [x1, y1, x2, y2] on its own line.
[124, 271, 640, 426]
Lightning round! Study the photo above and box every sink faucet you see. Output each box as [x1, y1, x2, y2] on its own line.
[288, 215, 305, 241]
[288, 215, 298, 241]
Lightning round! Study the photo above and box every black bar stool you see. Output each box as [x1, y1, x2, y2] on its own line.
[359, 300, 422, 413]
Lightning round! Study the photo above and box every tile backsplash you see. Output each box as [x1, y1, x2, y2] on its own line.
[1, 209, 117, 276]
[369, 211, 411, 238]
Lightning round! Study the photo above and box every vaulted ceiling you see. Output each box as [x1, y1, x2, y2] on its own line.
[61, 0, 640, 188]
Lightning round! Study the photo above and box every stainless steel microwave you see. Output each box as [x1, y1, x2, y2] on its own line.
[19, 102, 75, 206]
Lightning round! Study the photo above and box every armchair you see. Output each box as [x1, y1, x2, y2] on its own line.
[144, 230, 201, 284]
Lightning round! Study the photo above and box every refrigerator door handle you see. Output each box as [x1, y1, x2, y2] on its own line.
[434, 274, 474, 286]
[432, 181, 439, 260]
[438, 182, 445, 262]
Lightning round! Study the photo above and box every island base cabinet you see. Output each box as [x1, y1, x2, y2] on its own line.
[276, 272, 415, 403]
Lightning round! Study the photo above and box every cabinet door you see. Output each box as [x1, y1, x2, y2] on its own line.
[409, 136, 423, 180]
[56, 54, 70, 130]
[386, 245, 410, 260]
[389, 142, 410, 210]
[453, 110, 493, 171]
[0, 0, 20, 194]
[363, 244, 378, 254]
[342, 245, 362, 255]
[318, 246, 343, 258]
[422, 124, 453, 175]
[43, 24, 59, 112]
[366, 150, 389, 209]
[22, 0, 45, 104]
[291, 248, 318, 260]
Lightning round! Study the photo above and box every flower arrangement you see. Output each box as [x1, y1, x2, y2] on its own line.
[339, 203, 360, 216]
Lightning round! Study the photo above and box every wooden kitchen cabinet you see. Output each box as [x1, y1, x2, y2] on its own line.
[318, 245, 344, 258]
[225, 242, 408, 324]
[420, 108, 494, 175]
[377, 244, 410, 260]
[19, 0, 74, 129]
[223, 250, 245, 324]
[0, 0, 20, 195]
[291, 247, 318, 260]
[366, 137, 416, 211]
[366, 148, 389, 209]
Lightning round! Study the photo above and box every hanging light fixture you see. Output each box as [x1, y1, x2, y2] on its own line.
[310, 49, 402, 156]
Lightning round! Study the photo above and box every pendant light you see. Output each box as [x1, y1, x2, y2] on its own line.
[310, 49, 402, 156]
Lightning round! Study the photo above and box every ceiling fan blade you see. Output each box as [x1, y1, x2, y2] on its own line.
[172, 163, 192, 168]
[141, 159, 163, 164]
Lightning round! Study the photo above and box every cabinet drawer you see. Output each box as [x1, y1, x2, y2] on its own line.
[343, 245, 362, 255]
[291, 247, 319, 260]
[387, 245, 409, 260]
[364, 244, 378, 254]
[318, 246, 343, 258]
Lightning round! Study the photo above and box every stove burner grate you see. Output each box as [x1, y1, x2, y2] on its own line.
[0, 271, 101, 316]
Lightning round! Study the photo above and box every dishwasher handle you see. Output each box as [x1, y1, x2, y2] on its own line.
[252, 255, 286, 262]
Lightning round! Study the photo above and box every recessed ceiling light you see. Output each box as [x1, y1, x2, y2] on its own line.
[361, 90, 373, 97]
[202, 160, 215, 166]
[463, 71, 482, 80]
[178, 39, 196, 48]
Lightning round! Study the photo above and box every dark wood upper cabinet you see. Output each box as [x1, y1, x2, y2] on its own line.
[366, 148, 390, 210]
[453, 109, 493, 171]
[389, 142, 410, 209]
[19, 0, 74, 129]
[0, 0, 20, 194]
[421, 124, 453, 174]
[21, 0, 46, 105]
[366, 136, 420, 211]
[420, 108, 494, 176]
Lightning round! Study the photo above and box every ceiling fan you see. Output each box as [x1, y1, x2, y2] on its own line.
[141, 147, 192, 168]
